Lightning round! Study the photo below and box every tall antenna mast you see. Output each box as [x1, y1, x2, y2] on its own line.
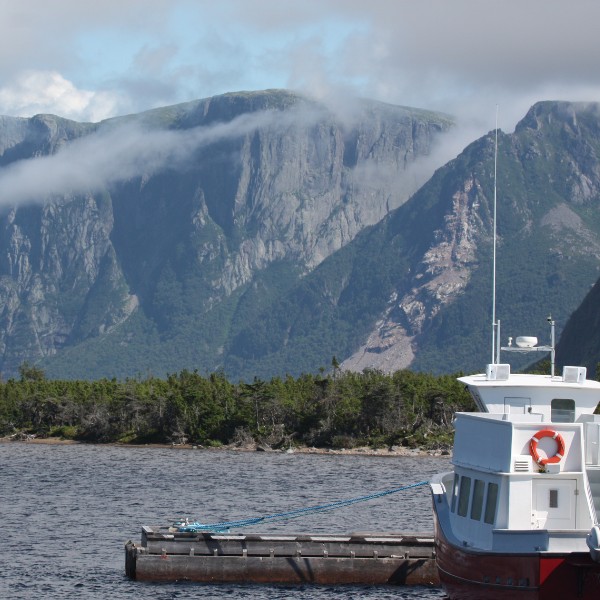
[491, 107, 499, 364]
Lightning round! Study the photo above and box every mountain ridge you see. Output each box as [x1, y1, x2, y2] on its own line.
[0, 89, 454, 379]
[1, 93, 599, 380]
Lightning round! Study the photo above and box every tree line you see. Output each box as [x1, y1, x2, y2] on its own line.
[0, 362, 477, 451]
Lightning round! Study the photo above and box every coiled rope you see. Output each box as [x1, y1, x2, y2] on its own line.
[176, 480, 429, 533]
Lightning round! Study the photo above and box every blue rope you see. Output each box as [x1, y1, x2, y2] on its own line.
[177, 480, 429, 533]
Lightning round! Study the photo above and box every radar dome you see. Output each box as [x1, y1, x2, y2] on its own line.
[516, 336, 537, 348]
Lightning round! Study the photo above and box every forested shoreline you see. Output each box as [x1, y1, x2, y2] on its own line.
[0, 364, 476, 451]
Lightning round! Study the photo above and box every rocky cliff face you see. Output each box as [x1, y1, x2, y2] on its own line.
[0, 193, 135, 367]
[0, 90, 453, 378]
[342, 171, 486, 372]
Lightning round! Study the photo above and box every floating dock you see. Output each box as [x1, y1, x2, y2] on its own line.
[125, 526, 438, 586]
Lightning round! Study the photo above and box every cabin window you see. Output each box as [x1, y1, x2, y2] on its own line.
[458, 476, 471, 517]
[484, 482, 499, 524]
[551, 399, 575, 423]
[549, 489, 559, 509]
[470, 479, 485, 521]
[451, 474, 459, 513]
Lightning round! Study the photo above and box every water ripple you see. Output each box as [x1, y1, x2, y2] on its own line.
[0, 443, 448, 599]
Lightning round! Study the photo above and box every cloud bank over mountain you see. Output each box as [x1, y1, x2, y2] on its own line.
[0, 1, 599, 137]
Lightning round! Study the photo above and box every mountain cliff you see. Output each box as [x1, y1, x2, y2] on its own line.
[0, 90, 453, 378]
[2, 96, 599, 380]
[224, 101, 600, 378]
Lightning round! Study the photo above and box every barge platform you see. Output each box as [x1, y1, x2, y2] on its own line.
[125, 526, 438, 586]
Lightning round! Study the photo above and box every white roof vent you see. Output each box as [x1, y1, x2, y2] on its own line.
[486, 363, 510, 381]
[563, 366, 587, 384]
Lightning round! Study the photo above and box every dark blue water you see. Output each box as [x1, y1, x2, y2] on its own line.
[0, 443, 448, 599]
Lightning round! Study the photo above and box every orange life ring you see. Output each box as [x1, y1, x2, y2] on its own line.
[529, 429, 565, 465]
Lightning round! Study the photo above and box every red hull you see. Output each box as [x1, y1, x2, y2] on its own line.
[433, 508, 600, 599]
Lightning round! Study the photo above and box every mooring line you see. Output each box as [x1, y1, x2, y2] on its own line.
[176, 480, 429, 532]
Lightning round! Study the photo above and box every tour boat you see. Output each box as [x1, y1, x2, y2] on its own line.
[430, 322, 600, 598]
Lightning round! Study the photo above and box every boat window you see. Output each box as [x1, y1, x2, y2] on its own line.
[451, 473, 459, 513]
[484, 482, 499, 524]
[470, 479, 485, 521]
[457, 476, 471, 517]
[549, 489, 558, 509]
[551, 399, 575, 423]
[503, 397, 531, 414]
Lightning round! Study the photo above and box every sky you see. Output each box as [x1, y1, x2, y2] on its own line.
[2, 0, 600, 133]
[1, 0, 600, 206]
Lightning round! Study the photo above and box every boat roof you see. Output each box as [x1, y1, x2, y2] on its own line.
[458, 372, 600, 390]
[458, 365, 600, 419]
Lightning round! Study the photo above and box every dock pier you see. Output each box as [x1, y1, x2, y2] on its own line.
[125, 526, 438, 586]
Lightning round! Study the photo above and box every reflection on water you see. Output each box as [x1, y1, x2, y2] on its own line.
[0, 443, 448, 599]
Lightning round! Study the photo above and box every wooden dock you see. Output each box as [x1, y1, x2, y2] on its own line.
[125, 526, 438, 586]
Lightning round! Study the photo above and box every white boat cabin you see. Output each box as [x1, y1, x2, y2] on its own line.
[436, 363, 600, 554]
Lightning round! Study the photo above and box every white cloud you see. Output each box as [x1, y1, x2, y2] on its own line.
[1, 0, 600, 134]
[0, 71, 122, 122]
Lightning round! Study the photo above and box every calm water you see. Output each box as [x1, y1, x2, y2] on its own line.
[0, 443, 449, 599]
